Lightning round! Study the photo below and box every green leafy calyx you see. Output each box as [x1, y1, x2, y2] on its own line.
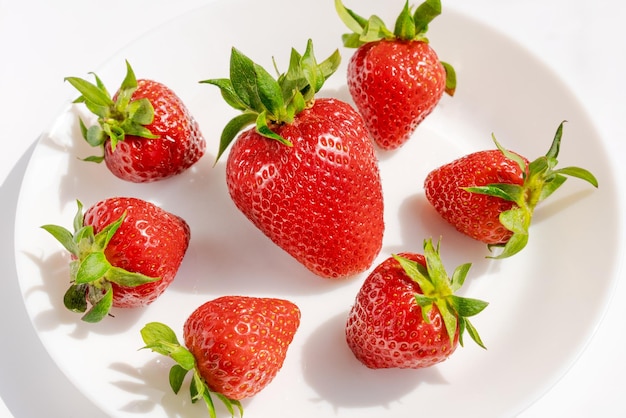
[335, 0, 455, 95]
[393, 238, 488, 349]
[464, 121, 599, 259]
[140, 322, 243, 418]
[335, 0, 437, 44]
[201, 39, 341, 161]
[65, 60, 158, 162]
[41, 200, 160, 323]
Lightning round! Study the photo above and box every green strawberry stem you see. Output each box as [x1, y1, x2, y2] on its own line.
[65, 60, 158, 162]
[393, 238, 488, 348]
[201, 39, 341, 162]
[465, 121, 599, 259]
[140, 322, 243, 418]
[335, 0, 456, 95]
[41, 200, 160, 323]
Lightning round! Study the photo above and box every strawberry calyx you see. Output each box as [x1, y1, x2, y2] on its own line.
[393, 238, 488, 348]
[201, 39, 341, 162]
[41, 200, 160, 323]
[140, 322, 244, 418]
[335, 0, 456, 95]
[65, 60, 158, 162]
[465, 121, 599, 259]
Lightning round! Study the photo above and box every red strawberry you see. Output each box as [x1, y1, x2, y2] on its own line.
[140, 296, 301, 416]
[336, 0, 456, 150]
[202, 40, 384, 278]
[424, 122, 598, 258]
[65, 60, 206, 182]
[346, 239, 488, 369]
[41, 197, 190, 322]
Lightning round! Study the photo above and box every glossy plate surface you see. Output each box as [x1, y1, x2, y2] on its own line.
[14, 0, 620, 416]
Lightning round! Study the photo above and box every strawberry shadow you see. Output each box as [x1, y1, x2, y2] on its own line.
[390, 192, 497, 289]
[532, 188, 596, 226]
[174, 227, 351, 298]
[319, 84, 352, 105]
[108, 358, 252, 418]
[44, 105, 348, 298]
[166, 159, 359, 298]
[301, 311, 446, 411]
[45, 104, 220, 222]
[46, 106, 122, 213]
[374, 146, 404, 163]
[20, 249, 149, 337]
[2, 139, 109, 418]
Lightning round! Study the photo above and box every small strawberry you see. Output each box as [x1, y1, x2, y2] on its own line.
[65, 60, 206, 182]
[346, 238, 488, 369]
[140, 296, 301, 417]
[202, 40, 384, 278]
[336, 0, 456, 150]
[41, 197, 190, 322]
[424, 122, 599, 258]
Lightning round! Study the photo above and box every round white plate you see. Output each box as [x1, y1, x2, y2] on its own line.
[14, 0, 620, 416]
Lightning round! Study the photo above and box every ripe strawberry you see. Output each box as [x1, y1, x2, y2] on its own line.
[140, 296, 301, 416]
[65, 60, 206, 182]
[202, 40, 384, 278]
[346, 238, 488, 369]
[424, 122, 599, 258]
[336, 0, 456, 150]
[41, 197, 190, 322]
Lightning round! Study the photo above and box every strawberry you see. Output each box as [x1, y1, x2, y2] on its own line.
[346, 238, 488, 369]
[202, 40, 384, 279]
[65, 60, 206, 182]
[424, 122, 599, 258]
[41, 197, 190, 322]
[140, 296, 301, 416]
[336, 0, 456, 150]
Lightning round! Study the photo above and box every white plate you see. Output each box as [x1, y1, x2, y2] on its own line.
[14, 0, 620, 416]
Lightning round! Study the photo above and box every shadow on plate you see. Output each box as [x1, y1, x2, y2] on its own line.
[1, 139, 108, 418]
[20, 248, 150, 337]
[301, 311, 447, 412]
[388, 192, 498, 294]
[532, 187, 596, 226]
[109, 358, 252, 418]
[44, 105, 359, 299]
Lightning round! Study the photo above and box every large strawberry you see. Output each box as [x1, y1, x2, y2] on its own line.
[335, 0, 456, 150]
[424, 122, 598, 258]
[140, 296, 301, 417]
[202, 40, 384, 279]
[346, 238, 488, 369]
[41, 197, 190, 322]
[65, 60, 206, 182]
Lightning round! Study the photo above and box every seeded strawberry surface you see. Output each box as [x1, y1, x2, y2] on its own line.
[183, 296, 301, 400]
[104, 79, 206, 182]
[66, 61, 208, 183]
[225, 98, 384, 278]
[346, 253, 458, 369]
[84, 197, 190, 307]
[347, 40, 446, 150]
[424, 149, 528, 244]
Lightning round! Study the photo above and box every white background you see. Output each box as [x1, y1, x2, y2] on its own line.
[1, 0, 624, 417]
